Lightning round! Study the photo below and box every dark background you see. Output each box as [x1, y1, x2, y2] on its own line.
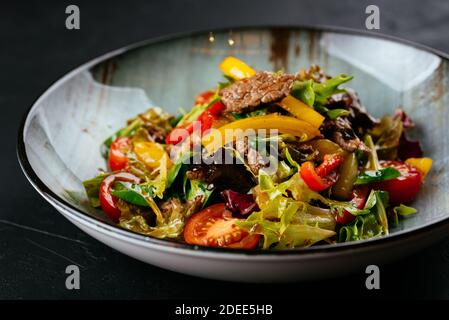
[1, 0, 449, 299]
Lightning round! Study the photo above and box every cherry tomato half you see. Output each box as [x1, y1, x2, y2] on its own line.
[183, 203, 260, 249]
[109, 137, 131, 171]
[99, 172, 141, 222]
[374, 160, 422, 205]
[335, 186, 370, 225]
[300, 154, 345, 192]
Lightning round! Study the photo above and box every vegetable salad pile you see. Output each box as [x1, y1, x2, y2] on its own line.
[83, 57, 432, 250]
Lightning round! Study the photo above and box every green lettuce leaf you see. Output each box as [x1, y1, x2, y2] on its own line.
[338, 190, 389, 242]
[276, 224, 336, 249]
[338, 213, 383, 242]
[370, 115, 403, 160]
[117, 197, 192, 239]
[394, 204, 417, 217]
[236, 209, 335, 249]
[82, 173, 109, 207]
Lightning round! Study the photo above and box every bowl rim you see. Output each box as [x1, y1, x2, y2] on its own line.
[17, 24, 449, 257]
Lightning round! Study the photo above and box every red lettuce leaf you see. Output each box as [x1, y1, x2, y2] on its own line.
[221, 190, 259, 216]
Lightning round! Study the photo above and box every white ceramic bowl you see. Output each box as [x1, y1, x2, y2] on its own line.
[18, 27, 449, 282]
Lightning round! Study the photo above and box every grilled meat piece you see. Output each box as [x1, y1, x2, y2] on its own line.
[142, 123, 168, 143]
[234, 137, 270, 176]
[220, 72, 296, 113]
[186, 163, 255, 193]
[320, 117, 370, 153]
[326, 89, 378, 136]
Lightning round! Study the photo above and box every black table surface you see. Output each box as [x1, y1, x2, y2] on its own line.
[2, 0, 449, 299]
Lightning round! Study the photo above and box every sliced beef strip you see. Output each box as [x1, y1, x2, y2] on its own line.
[320, 117, 370, 153]
[281, 141, 320, 163]
[326, 89, 378, 136]
[142, 123, 168, 144]
[220, 72, 296, 113]
[186, 148, 255, 193]
[186, 163, 255, 193]
[235, 137, 270, 176]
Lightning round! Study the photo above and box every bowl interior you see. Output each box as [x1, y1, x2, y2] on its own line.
[22, 28, 448, 239]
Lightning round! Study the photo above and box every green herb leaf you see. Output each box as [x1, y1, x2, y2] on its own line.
[290, 80, 315, 106]
[167, 152, 193, 188]
[327, 108, 350, 120]
[354, 167, 401, 185]
[313, 74, 353, 105]
[112, 182, 149, 207]
[394, 204, 417, 217]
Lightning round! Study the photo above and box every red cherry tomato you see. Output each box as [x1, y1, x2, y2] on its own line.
[109, 137, 131, 171]
[335, 186, 370, 224]
[194, 91, 215, 106]
[374, 160, 422, 205]
[99, 172, 141, 222]
[184, 203, 260, 249]
[166, 100, 225, 144]
[165, 122, 194, 145]
[300, 154, 345, 192]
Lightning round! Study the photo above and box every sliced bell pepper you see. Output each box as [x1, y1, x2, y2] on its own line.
[219, 56, 256, 80]
[194, 90, 215, 106]
[202, 114, 320, 154]
[300, 154, 345, 192]
[198, 100, 226, 132]
[315, 154, 345, 177]
[133, 141, 172, 170]
[405, 157, 433, 179]
[278, 95, 325, 128]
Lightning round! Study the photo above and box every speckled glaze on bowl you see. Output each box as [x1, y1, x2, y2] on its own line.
[18, 27, 449, 282]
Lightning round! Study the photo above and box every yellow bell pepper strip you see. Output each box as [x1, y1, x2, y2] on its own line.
[219, 56, 256, 80]
[133, 141, 172, 170]
[278, 95, 325, 128]
[202, 114, 320, 154]
[405, 157, 432, 179]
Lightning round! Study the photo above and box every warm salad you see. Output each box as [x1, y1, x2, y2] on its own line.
[83, 57, 432, 250]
